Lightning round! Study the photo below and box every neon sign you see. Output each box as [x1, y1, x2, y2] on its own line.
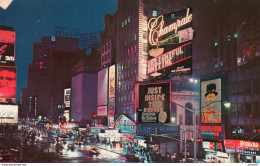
[0, 30, 15, 44]
[148, 8, 192, 46]
[147, 42, 191, 74]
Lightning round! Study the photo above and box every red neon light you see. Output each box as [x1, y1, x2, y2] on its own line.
[0, 30, 15, 44]
[147, 56, 192, 74]
[200, 126, 222, 132]
[93, 114, 97, 118]
[0, 66, 16, 99]
[0, 44, 7, 55]
[147, 41, 192, 74]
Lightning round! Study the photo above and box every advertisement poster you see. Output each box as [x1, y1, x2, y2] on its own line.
[0, 66, 16, 104]
[137, 82, 171, 123]
[200, 78, 224, 140]
[147, 8, 193, 76]
[64, 88, 71, 108]
[224, 140, 260, 155]
[108, 65, 115, 128]
[0, 105, 18, 124]
[0, 30, 15, 66]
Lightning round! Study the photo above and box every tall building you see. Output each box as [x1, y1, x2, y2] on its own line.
[71, 47, 100, 125]
[116, 0, 189, 121]
[21, 36, 80, 122]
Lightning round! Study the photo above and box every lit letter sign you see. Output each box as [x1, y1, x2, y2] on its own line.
[148, 8, 192, 46]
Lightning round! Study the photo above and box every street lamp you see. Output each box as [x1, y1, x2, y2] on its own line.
[173, 100, 225, 163]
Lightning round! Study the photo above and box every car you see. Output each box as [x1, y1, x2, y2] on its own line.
[75, 140, 83, 146]
[89, 148, 100, 155]
[67, 143, 76, 151]
[0, 154, 19, 163]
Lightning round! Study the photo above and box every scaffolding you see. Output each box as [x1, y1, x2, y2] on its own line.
[54, 26, 101, 54]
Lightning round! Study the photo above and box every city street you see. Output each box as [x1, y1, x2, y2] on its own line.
[55, 144, 127, 163]
[1, 0, 259, 163]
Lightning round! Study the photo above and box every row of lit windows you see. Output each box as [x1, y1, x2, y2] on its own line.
[214, 32, 238, 46]
[122, 16, 131, 28]
[117, 105, 135, 115]
[118, 68, 137, 81]
[118, 92, 134, 104]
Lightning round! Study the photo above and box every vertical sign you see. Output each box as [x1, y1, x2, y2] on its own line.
[64, 88, 71, 108]
[200, 78, 224, 140]
[108, 65, 115, 128]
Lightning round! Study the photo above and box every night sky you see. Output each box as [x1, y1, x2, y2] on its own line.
[0, 0, 117, 101]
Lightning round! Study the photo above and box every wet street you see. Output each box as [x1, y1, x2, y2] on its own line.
[54, 144, 128, 163]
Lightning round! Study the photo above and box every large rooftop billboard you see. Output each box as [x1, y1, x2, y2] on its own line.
[147, 8, 193, 77]
[0, 105, 18, 124]
[0, 30, 15, 66]
[0, 66, 16, 104]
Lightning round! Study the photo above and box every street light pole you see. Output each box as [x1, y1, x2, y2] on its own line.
[193, 108, 196, 163]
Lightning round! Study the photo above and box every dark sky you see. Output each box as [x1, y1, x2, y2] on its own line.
[0, 0, 117, 101]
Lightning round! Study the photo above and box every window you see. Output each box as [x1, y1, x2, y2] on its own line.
[134, 45, 137, 52]
[128, 49, 130, 55]
[131, 47, 133, 54]
[214, 41, 218, 46]
[220, 59, 224, 66]
[122, 21, 124, 27]
[227, 34, 231, 41]
[152, 10, 157, 17]
[185, 103, 193, 125]
[234, 32, 238, 38]
[128, 16, 130, 23]
[125, 19, 127, 25]
[214, 62, 218, 68]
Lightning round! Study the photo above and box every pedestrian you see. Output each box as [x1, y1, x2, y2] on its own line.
[146, 151, 150, 162]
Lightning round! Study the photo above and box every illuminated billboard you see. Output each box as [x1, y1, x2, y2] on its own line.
[64, 88, 71, 108]
[200, 77, 224, 140]
[97, 67, 108, 106]
[0, 30, 15, 66]
[0, 66, 16, 104]
[97, 106, 107, 116]
[137, 82, 171, 123]
[147, 8, 193, 76]
[0, 105, 18, 124]
[224, 140, 260, 155]
[64, 110, 70, 122]
[108, 65, 115, 128]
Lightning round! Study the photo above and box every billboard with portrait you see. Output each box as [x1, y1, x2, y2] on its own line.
[0, 30, 15, 66]
[137, 82, 171, 123]
[0, 105, 18, 124]
[200, 77, 224, 140]
[0, 66, 16, 104]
